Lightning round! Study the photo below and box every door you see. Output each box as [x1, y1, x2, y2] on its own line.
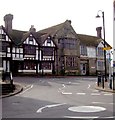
[12, 61, 19, 74]
[80, 63, 86, 75]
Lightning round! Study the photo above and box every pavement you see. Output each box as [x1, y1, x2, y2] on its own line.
[95, 81, 115, 93]
[0, 83, 23, 98]
[0, 78, 115, 98]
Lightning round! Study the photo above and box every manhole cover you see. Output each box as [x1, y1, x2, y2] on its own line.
[68, 106, 106, 112]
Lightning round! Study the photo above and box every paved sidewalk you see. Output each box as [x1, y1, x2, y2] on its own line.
[0, 83, 23, 98]
[95, 82, 115, 93]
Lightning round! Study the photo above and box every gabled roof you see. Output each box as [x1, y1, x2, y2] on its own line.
[1, 26, 44, 46]
[77, 34, 112, 48]
[38, 20, 78, 39]
[40, 33, 58, 48]
[9, 29, 27, 45]
[77, 34, 103, 47]
[38, 21, 65, 36]
[1, 25, 14, 43]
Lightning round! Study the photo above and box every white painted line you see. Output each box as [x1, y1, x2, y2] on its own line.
[70, 82, 79, 85]
[88, 84, 90, 89]
[92, 102, 114, 105]
[104, 93, 113, 96]
[20, 85, 33, 94]
[61, 92, 72, 95]
[76, 93, 86, 95]
[92, 102, 105, 104]
[92, 90, 99, 92]
[64, 116, 99, 119]
[62, 84, 65, 88]
[36, 103, 66, 113]
[91, 93, 100, 96]
[100, 116, 115, 119]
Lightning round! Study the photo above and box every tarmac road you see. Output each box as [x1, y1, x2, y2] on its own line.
[2, 76, 115, 119]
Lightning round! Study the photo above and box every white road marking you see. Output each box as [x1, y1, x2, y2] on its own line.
[104, 93, 113, 96]
[92, 90, 99, 92]
[64, 116, 99, 119]
[92, 102, 114, 105]
[20, 85, 33, 94]
[59, 88, 62, 91]
[68, 106, 106, 112]
[69, 82, 79, 85]
[62, 84, 65, 88]
[36, 103, 66, 113]
[76, 93, 86, 95]
[91, 93, 100, 96]
[61, 92, 72, 95]
[88, 84, 90, 89]
[100, 116, 115, 119]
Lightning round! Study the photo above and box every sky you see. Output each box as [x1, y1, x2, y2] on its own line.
[0, 0, 113, 47]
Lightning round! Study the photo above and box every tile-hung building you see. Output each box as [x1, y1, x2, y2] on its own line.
[0, 14, 111, 75]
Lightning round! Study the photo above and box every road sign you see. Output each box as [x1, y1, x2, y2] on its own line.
[102, 47, 112, 50]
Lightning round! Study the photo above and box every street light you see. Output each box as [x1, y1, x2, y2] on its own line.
[96, 10, 107, 82]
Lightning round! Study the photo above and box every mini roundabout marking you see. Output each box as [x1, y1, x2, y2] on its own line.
[68, 106, 106, 113]
[64, 105, 106, 118]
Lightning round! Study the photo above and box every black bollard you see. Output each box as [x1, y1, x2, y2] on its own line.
[109, 78, 112, 89]
[102, 75, 104, 89]
[97, 74, 101, 86]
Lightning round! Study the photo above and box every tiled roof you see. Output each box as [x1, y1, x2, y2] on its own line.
[38, 21, 65, 37]
[37, 20, 75, 38]
[77, 34, 102, 46]
[1, 20, 111, 48]
[5, 29, 44, 46]
[9, 29, 27, 45]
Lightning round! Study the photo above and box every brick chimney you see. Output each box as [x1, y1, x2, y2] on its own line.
[29, 25, 36, 32]
[4, 14, 13, 33]
[96, 27, 102, 38]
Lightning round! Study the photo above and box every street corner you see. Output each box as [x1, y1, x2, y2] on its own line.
[1, 83, 23, 98]
[95, 85, 115, 93]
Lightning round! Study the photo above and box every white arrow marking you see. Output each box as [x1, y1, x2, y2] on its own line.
[20, 85, 33, 94]
[62, 84, 65, 88]
[88, 84, 90, 89]
[36, 103, 66, 113]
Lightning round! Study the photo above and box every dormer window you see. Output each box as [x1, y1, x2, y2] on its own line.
[47, 36, 51, 43]
[29, 36, 33, 41]
[29, 36, 33, 44]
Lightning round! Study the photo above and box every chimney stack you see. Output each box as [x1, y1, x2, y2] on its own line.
[29, 25, 36, 32]
[4, 14, 13, 33]
[96, 27, 102, 38]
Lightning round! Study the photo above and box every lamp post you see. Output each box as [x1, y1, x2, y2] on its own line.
[96, 10, 107, 82]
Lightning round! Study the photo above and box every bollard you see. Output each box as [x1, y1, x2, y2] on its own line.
[102, 75, 104, 89]
[10, 72, 14, 92]
[113, 74, 115, 90]
[97, 74, 101, 86]
[109, 78, 112, 89]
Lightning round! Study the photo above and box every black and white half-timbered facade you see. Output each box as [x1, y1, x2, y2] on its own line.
[0, 15, 57, 75]
[0, 14, 111, 76]
[0, 26, 12, 72]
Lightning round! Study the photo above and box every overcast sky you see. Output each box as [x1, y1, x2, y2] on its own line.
[0, 0, 113, 47]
